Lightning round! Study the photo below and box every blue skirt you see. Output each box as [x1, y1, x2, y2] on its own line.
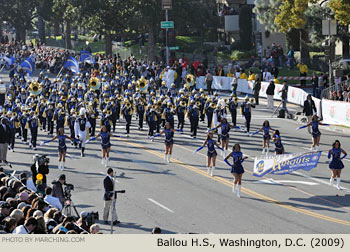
[263, 134, 271, 140]
[101, 143, 111, 150]
[207, 150, 217, 158]
[165, 139, 174, 146]
[312, 131, 321, 139]
[58, 146, 67, 153]
[231, 164, 244, 174]
[329, 160, 344, 169]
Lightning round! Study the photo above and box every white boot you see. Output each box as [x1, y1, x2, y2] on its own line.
[164, 154, 167, 162]
[167, 155, 171, 163]
[262, 148, 265, 154]
[237, 185, 241, 198]
[101, 158, 105, 165]
[210, 166, 215, 177]
[232, 183, 237, 193]
[62, 162, 65, 171]
[336, 178, 341, 190]
[105, 158, 109, 167]
[310, 146, 314, 151]
[58, 162, 61, 170]
[208, 166, 211, 175]
[266, 147, 269, 156]
[330, 177, 334, 186]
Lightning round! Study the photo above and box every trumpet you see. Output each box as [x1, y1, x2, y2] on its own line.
[185, 74, 195, 87]
[89, 77, 101, 90]
[137, 78, 149, 93]
[29, 82, 42, 96]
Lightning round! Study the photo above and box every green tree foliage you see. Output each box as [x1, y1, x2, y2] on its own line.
[1, 0, 38, 42]
[253, 0, 282, 32]
[82, 0, 137, 56]
[329, 0, 350, 26]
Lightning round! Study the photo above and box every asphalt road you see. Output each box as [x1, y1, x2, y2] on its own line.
[1, 71, 350, 234]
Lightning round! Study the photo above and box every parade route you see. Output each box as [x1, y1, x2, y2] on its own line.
[2, 65, 349, 234]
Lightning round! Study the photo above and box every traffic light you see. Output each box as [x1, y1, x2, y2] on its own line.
[168, 30, 176, 47]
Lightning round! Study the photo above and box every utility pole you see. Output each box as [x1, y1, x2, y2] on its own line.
[162, 0, 172, 66]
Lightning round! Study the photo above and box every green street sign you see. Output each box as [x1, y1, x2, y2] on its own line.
[161, 21, 174, 29]
[169, 46, 179, 50]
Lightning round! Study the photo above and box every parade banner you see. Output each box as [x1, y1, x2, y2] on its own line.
[321, 99, 350, 127]
[253, 151, 322, 177]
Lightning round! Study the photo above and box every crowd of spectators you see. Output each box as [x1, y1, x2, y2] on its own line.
[0, 168, 101, 234]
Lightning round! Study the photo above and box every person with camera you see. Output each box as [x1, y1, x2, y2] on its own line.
[52, 174, 66, 207]
[103, 168, 119, 225]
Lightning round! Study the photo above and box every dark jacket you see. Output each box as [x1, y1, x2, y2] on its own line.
[266, 82, 275, 96]
[103, 176, 114, 201]
[52, 181, 65, 206]
[0, 123, 10, 143]
[281, 85, 288, 99]
[303, 99, 317, 116]
[31, 163, 49, 185]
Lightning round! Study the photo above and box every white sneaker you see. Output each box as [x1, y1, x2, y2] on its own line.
[210, 167, 215, 177]
[330, 177, 334, 186]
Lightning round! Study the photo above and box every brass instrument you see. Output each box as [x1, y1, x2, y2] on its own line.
[137, 78, 149, 93]
[185, 74, 195, 87]
[180, 101, 187, 107]
[234, 97, 239, 102]
[196, 101, 201, 107]
[250, 98, 255, 104]
[89, 77, 101, 90]
[210, 102, 216, 109]
[29, 82, 42, 96]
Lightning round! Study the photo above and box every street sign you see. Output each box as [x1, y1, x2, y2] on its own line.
[322, 19, 337, 35]
[162, 0, 172, 10]
[169, 46, 179, 50]
[161, 21, 174, 29]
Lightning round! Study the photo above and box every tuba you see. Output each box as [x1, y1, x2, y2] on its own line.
[89, 77, 101, 90]
[185, 74, 195, 87]
[137, 78, 149, 93]
[29, 82, 42, 96]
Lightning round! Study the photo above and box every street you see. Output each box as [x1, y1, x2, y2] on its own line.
[2, 70, 349, 234]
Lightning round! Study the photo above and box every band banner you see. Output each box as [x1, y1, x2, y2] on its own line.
[253, 151, 322, 177]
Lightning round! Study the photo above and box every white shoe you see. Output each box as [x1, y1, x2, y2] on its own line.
[237, 185, 241, 198]
[33, 147, 37, 150]
[262, 148, 265, 154]
[310, 146, 314, 151]
[61, 162, 65, 171]
[330, 177, 334, 186]
[101, 158, 105, 165]
[210, 167, 215, 177]
[29, 143, 32, 148]
[105, 158, 109, 167]
[11, 149, 14, 152]
[167, 155, 171, 163]
[336, 178, 341, 190]
[232, 184, 236, 193]
[207, 167, 211, 175]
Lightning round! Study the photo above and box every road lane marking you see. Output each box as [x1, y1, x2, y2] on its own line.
[148, 198, 174, 213]
[117, 139, 350, 226]
[253, 179, 319, 186]
[293, 171, 350, 193]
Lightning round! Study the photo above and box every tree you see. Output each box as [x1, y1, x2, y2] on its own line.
[253, 0, 282, 32]
[82, 0, 137, 56]
[275, 0, 315, 65]
[239, 5, 253, 50]
[1, 0, 38, 42]
[329, 0, 350, 26]
[52, 0, 82, 50]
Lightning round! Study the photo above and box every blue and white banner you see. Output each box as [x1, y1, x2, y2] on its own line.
[253, 151, 322, 177]
[64, 56, 80, 73]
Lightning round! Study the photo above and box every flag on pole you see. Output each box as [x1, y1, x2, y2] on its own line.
[80, 51, 95, 64]
[2, 56, 16, 66]
[64, 56, 80, 73]
[19, 57, 35, 76]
